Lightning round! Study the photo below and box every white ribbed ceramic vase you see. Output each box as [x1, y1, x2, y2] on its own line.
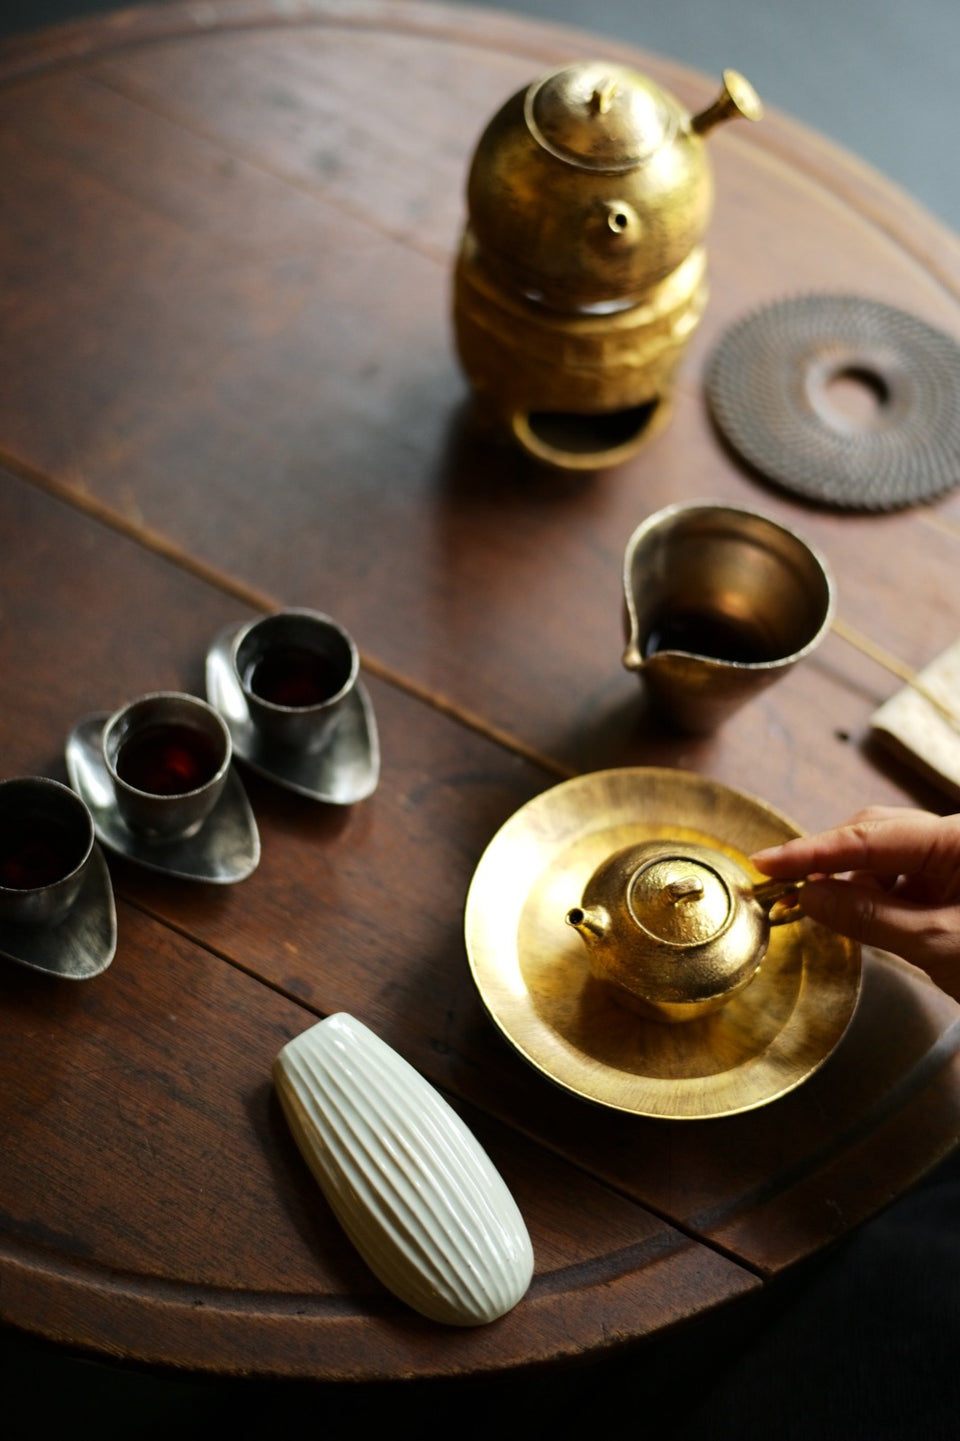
[273, 1013, 534, 1325]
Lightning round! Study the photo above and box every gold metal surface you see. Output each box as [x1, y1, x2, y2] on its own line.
[566, 838, 803, 1023]
[691, 69, 763, 136]
[628, 851, 731, 942]
[622, 503, 835, 733]
[464, 768, 861, 1120]
[453, 62, 762, 470]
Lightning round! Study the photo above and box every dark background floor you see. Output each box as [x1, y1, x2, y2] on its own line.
[3, 3, 960, 1437]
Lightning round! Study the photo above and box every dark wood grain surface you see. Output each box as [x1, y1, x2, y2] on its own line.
[2, 0, 960, 1382]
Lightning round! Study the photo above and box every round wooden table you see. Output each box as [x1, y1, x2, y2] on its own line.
[2, 0, 960, 1383]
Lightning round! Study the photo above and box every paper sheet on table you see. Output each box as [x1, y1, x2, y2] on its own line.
[870, 639, 960, 802]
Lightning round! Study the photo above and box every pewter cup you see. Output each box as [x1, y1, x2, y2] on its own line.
[622, 502, 835, 733]
[0, 776, 95, 927]
[102, 692, 231, 840]
[231, 609, 359, 753]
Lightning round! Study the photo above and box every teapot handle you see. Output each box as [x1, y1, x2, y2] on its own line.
[752, 877, 804, 927]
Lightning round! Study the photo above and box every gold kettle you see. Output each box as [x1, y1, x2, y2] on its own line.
[454, 61, 762, 470]
[566, 839, 800, 1022]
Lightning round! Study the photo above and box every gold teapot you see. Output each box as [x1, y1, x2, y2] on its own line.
[454, 62, 762, 470]
[566, 839, 800, 1022]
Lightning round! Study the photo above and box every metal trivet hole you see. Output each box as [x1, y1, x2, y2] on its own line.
[705, 295, 960, 510]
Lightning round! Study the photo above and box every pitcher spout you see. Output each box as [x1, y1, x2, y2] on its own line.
[622, 640, 645, 673]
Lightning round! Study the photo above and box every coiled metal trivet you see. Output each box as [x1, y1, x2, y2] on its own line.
[705, 294, 960, 510]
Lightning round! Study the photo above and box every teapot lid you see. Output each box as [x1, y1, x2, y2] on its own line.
[627, 853, 732, 946]
[524, 61, 675, 173]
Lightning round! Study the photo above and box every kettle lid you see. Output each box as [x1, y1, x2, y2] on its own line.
[524, 61, 675, 173]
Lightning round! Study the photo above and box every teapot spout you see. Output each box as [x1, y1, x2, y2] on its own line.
[691, 71, 763, 137]
[566, 904, 610, 944]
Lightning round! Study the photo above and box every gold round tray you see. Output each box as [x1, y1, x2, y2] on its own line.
[464, 768, 861, 1120]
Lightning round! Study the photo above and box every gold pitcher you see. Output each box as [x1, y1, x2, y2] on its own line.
[453, 62, 762, 470]
[622, 502, 836, 733]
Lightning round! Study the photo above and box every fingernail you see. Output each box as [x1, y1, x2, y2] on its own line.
[751, 845, 781, 864]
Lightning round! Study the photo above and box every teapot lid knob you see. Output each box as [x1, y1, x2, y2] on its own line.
[663, 874, 706, 903]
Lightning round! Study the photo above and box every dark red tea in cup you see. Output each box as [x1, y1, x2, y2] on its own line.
[103, 693, 231, 840]
[232, 609, 358, 753]
[0, 814, 87, 891]
[116, 721, 224, 797]
[243, 645, 345, 710]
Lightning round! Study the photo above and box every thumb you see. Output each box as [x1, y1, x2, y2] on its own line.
[799, 878, 952, 968]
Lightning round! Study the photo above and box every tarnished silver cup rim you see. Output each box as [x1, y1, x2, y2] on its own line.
[231, 609, 359, 716]
[102, 691, 232, 800]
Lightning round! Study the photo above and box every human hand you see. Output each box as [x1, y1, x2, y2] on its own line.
[751, 805, 960, 975]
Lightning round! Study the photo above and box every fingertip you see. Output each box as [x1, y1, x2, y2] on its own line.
[750, 843, 809, 879]
[750, 844, 783, 871]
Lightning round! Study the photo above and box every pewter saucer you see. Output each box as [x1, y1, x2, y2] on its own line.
[205, 624, 380, 803]
[0, 844, 117, 980]
[66, 714, 260, 884]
